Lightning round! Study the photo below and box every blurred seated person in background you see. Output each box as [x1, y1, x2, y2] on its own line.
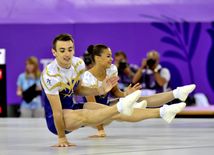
[16, 56, 44, 118]
[83, 50, 94, 71]
[114, 51, 138, 92]
[133, 50, 171, 96]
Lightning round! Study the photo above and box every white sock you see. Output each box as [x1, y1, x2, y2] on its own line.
[133, 102, 139, 108]
[173, 87, 180, 98]
[160, 104, 169, 118]
[117, 98, 124, 113]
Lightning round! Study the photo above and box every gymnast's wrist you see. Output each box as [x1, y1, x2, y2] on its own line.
[97, 86, 104, 95]
[124, 92, 127, 97]
[58, 137, 67, 143]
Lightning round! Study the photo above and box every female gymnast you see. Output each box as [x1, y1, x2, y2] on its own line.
[82, 44, 195, 138]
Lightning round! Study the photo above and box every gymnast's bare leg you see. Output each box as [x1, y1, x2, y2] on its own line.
[84, 84, 195, 135]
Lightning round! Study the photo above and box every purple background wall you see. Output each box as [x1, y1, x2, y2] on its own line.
[1, 0, 214, 23]
[1, 22, 213, 105]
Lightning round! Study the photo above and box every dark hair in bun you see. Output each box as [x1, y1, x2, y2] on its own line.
[87, 44, 109, 62]
[87, 45, 94, 55]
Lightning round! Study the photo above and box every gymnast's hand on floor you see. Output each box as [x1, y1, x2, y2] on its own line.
[51, 138, 77, 147]
[87, 129, 107, 138]
[51, 141, 77, 147]
[125, 83, 142, 96]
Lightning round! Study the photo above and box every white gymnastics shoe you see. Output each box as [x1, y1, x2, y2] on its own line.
[117, 90, 141, 116]
[133, 100, 147, 109]
[174, 84, 196, 101]
[161, 102, 186, 123]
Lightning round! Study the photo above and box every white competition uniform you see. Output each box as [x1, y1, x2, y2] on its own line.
[40, 57, 85, 135]
[82, 64, 118, 105]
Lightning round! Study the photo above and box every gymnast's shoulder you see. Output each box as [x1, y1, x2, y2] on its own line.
[107, 64, 118, 77]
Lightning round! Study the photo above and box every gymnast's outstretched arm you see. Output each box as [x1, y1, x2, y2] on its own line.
[111, 83, 142, 98]
[46, 94, 76, 147]
[74, 76, 119, 96]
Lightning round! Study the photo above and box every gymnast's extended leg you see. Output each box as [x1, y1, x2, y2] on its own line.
[63, 90, 141, 131]
[137, 84, 196, 107]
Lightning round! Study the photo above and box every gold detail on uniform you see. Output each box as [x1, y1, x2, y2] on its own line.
[79, 68, 85, 75]
[87, 78, 107, 99]
[99, 70, 116, 98]
[45, 66, 63, 78]
[71, 60, 83, 73]
[104, 70, 117, 79]
[41, 71, 61, 91]
[59, 62, 85, 98]
[112, 71, 118, 76]
[89, 79, 99, 88]
[85, 68, 117, 100]
[59, 77, 78, 98]
[74, 60, 83, 68]
[42, 59, 85, 97]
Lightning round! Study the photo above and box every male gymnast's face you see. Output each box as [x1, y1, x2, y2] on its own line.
[52, 40, 74, 69]
[97, 48, 113, 69]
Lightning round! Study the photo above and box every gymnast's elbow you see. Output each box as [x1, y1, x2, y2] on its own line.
[52, 111, 63, 120]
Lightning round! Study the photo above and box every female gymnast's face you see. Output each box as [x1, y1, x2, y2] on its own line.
[26, 62, 35, 73]
[98, 48, 113, 68]
[52, 40, 74, 69]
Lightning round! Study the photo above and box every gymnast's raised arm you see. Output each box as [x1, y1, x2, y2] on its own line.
[74, 76, 119, 96]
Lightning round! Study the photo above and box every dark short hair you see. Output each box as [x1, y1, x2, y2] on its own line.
[52, 33, 74, 51]
[114, 51, 127, 59]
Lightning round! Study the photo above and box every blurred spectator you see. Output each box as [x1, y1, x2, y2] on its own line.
[193, 93, 210, 107]
[83, 50, 94, 71]
[133, 50, 171, 96]
[114, 51, 139, 92]
[16, 57, 44, 118]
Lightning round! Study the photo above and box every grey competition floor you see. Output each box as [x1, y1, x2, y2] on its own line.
[0, 118, 214, 155]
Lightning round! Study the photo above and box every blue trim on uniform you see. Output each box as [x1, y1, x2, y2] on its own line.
[42, 87, 86, 135]
[46, 114, 71, 135]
